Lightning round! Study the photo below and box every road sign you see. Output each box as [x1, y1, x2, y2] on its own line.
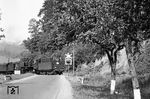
[65, 58, 72, 65]
[7, 86, 19, 95]
[65, 53, 72, 59]
[65, 53, 72, 65]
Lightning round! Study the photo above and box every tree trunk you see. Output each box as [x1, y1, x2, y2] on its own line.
[105, 48, 118, 94]
[126, 45, 141, 99]
[130, 55, 141, 99]
[110, 63, 116, 94]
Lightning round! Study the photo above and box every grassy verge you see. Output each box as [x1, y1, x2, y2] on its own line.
[0, 73, 34, 83]
[67, 73, 133, 99]
[138, 74, 150, 98]
[66, 72, 150, 99]
[10, 73, 34, 80]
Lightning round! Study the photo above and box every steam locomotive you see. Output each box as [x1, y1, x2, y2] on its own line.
[0, 62, 20, 75]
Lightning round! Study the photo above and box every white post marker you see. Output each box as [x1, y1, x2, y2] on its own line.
[81, 77, 84, 84]
[133, 89, 141, 99]
[110, 80, 116, 94]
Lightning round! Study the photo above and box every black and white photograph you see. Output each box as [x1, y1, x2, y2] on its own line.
[0, 0, 150, 99]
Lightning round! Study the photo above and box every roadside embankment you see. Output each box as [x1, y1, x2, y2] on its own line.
[66, 73, 133, 99]
[0, 73, 35, 83]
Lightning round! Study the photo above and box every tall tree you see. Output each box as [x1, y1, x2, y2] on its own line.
[38, 0, 124, 94]
[24, 18, 43, 53]
[113, 0, 150, 98]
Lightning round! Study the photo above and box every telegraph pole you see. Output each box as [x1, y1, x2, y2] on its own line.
[73, 42, 75, 75]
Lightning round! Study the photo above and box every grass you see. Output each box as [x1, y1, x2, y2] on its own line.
[68, 43, 150, 99]
[138, 74, 150, 99]
[10, 73, 34, 80]
[67, 73, 133, 99]
[67, 72, 150, 99]
[0, 73, 34, 83]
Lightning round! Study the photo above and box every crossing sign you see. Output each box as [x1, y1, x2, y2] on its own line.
[65, 58, 72, 65]
[65, 53, 72, 59]
[65, 53, 72, 65]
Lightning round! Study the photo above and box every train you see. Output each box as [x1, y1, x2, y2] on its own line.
[0, 62, 19, 75]
[0, 55, 65, 75]
[33, 55, 65, 75]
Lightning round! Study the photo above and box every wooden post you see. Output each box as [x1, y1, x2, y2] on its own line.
[73, 42, 75, 75]
[81, 77, 84, 84]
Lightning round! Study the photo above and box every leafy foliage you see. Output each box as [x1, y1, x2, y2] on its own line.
[114, 0, 150, 52]
[24, 0, 115, 65]
[38, 0, 124, 53]
[20, 51, 36, 67]
[24, 0, 150, 72]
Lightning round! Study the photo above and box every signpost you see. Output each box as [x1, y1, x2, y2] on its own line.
[65, 53, 72, 75]
[7, 86, 19, 95]
[73, 44, 75, 75]
[65, 53, 72, 65]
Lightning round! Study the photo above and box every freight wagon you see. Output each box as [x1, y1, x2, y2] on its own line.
[0, 62, 16, 74]
[34, 56, 65, 75]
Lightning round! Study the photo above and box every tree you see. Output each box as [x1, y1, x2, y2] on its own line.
[24, 18, 51, 54]
[20, 51, 36, 68]
[113, 0, 150, 98]
[38, 0, 124, 94]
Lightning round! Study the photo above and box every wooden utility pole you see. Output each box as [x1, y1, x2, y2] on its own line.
[73, 42, 75, 75]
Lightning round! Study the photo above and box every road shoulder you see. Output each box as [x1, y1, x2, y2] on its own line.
[56, 75, 73, 99]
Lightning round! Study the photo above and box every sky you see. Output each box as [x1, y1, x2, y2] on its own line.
[0, 0, 44, 43]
